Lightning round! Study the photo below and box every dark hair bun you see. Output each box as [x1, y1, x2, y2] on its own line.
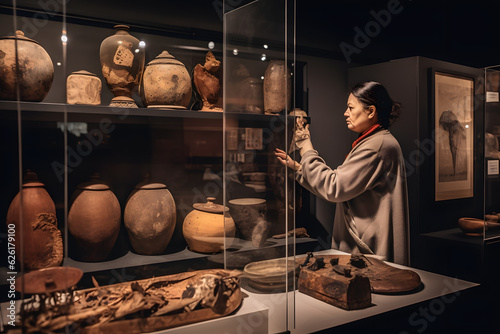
[350, 81, 401, 128]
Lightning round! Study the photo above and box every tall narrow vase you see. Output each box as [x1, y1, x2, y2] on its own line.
[100, 25, 145, 108]
[6, 171, 63, 270]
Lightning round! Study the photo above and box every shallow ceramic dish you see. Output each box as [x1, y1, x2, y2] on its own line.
[244, 258, 299, 291]
[458, 217, 500, 236]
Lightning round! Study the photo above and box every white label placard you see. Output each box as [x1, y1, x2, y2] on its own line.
[486, 91, 499, 103]
[488, 160, 499, 175]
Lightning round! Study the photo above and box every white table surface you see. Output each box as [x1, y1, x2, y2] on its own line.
[239, 249, 479, 334]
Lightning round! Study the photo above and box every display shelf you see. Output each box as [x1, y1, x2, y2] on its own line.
[0, 101, 298, 124]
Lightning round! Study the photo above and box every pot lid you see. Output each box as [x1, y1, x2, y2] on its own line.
[135, 182, 167, 190]
[1, 30, 39, 45]
[147, 51, 185, 67]
[77, 172, 110, 190]
[193, 197, 228, 214]
[16, 267, 83, 294]
[71, 70, 97, 77]
[22, 170, 44, 188]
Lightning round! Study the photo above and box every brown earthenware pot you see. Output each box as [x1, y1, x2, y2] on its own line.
[183, 197, 235, 253]
[0, 30, 54, 101]
[124, 182, 176, 255]
[100, 25, 145, 108]
[141, 51, 192, 109]
[6, 171, 62, 270]
[68, 175, 121, 261]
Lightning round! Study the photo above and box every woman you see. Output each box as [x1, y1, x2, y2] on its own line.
[275, 81, 409, 265]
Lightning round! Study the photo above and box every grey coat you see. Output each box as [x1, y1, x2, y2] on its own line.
[296, 129, 409, 265]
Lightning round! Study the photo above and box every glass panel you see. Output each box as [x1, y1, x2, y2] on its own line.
[484, 66, 500, 240]
[224, 0, 297, 332]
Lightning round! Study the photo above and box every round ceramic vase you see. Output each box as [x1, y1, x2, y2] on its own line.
[183, 197, 235, 253]
[124, 182, 176, 255]
[68, 176, 121, 262]
[142, 50, 192, 109]
[100, 25, 145, 108]
[0, 30, 54, 101]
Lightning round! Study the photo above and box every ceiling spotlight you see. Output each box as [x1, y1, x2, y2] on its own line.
[139, 41, 146, 48]
[263, 44, 268, 49]
[233, 49, 238, 55]
[261, 54, 267, 61]
[208, 41, 215, 49]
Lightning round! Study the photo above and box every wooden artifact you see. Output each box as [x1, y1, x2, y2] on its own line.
[193, 51, 222, 111]
[16, 269, 242, 333]
[298, 254, 371, 310]
[298, 254, 422, 310]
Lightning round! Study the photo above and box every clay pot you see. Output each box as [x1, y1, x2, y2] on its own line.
[263, 60, 291, 114]
[68, 175, 121, 261]
[0, 30, 54, 101]
[124, 182, 176, 255]
[6, 171, 62, 270]
[183, 197, 235, 253]
[66, 70, 102, 105]
[100, 25, 145, 108]
[228, 198, 269, 247]
[142, 51, 192, 109]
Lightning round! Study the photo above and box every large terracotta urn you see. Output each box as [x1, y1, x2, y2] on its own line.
[6, 171, 62, 270]
[124, 181, 176, 255]
[100, 25, 145, 108]
[183, 197, 235, 253]
[141, 51, 192, 109]
[263, 60, 291, 114]
[0, 30, 54, 101]
[68, 175, 121, 262]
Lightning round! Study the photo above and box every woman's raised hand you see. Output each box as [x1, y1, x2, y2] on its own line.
[275, 148, 301, 171]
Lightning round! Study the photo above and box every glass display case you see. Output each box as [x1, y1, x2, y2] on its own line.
[0, 0, 313, 332]
[483, 66, 500, 241]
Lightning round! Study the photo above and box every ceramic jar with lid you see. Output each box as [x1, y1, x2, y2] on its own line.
[6, 171, 63, 270]
[182, 197, 235, 253]
[100, 25, 145, 108]
[68, 174, 121, 262]
[66, 70, 102, 105]
[124, 181, 176, 255]
[141, 50, 192, 109]
[0, 30, 54, 101]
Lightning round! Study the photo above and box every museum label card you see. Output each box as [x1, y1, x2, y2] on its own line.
[488, 160, 499, 175]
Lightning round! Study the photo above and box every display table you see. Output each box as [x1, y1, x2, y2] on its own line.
[0, 249, 478, 334]
[240, 249, 478, 334]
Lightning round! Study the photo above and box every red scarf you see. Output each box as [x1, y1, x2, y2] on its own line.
[352, 123, 382, 148]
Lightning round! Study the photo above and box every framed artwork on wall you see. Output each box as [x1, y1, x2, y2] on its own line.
[431, 69, 475, 201]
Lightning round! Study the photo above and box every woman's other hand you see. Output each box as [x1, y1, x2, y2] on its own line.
[275, 148, 301, 170]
